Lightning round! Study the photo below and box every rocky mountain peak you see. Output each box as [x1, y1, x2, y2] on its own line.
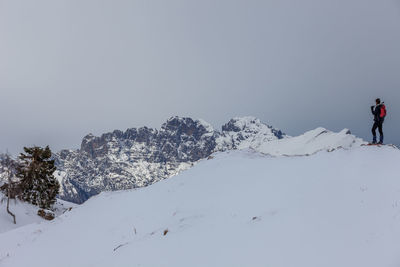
[2, 116, 286, 204]
[160, 116, 215, 140]
[222, 116, 284, 138]
[217, 116, 285, 150]
[222, 116, 259, 132]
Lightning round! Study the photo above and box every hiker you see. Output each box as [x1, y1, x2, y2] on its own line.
[370, 98, 386, 144]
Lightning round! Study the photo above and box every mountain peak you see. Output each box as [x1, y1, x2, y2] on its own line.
[160, 116, 214, 138]
[221, 116, 261, 131]
[217, 117, 286, 150]
[53, 116, 287, 203]
[1, 116, 363, 204]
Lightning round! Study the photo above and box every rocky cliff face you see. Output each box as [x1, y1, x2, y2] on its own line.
[53, 116, 285, 203]
[1, 117, 285, 204]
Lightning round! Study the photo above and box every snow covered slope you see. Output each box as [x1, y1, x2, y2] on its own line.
[0, 194, 76, 234]
[1, 146, 400, 267]
[50, 117, 360, 204]
[253, 127, 365, 156]
[0, 117, 363, 205]
[51, 116, 286, 203]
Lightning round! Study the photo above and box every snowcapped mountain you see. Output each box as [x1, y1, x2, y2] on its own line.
[216, 116, 286, 151]
[1, 145, 399, 267]
[1, 117, 365, 204]
[51, 116, 285, 203]
[254, 127, 364, 156]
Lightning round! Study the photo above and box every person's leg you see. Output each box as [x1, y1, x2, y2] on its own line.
[371, 122, 378, 143]
[378, 122, 383, 144]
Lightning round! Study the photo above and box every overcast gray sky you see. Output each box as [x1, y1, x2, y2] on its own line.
[1, 0, 400, 155]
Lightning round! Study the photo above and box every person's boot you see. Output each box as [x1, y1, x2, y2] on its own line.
[378, 135, 383, 144]
[372, 136, 377, 144]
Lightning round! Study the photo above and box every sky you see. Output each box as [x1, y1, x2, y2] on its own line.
[1, 0, 400, 155]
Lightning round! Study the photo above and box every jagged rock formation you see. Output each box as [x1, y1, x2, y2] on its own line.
[0, 117, 285, 203]
[52, 116, 284, 203]
[1, 116, 365, 204]
[216, 116, 286, 151]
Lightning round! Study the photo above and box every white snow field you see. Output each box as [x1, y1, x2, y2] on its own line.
[0, 195, 43, 234]
[254, 127, 365, 156]
[1, 144, 400, 267]
[0, 195, 76, 234]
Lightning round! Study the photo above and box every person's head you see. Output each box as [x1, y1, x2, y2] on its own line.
[375, 98, 381, 105]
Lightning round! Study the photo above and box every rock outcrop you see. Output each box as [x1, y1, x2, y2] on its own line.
[53, 116, 285, 203]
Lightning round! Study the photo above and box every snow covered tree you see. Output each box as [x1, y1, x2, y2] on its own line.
[17, 146, 59, 209]
[0, 153, 18, 224]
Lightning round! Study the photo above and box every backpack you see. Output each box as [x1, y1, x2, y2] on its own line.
[380, 104, 387, 118]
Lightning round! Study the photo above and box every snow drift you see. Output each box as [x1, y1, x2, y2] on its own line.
[1, 145, 400, 267]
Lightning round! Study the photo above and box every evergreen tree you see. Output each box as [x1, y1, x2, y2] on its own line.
[17, 146, 59, 209]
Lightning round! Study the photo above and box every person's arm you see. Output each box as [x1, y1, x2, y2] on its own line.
[371, 105, 376, 115]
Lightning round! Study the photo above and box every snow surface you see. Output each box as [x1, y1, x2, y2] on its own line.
[0, 195, 76, 234]
[253, 127, 365, 156]
[1, 145, 400, 267]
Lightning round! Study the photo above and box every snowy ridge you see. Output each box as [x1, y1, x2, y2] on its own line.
[253, 127, 365, 156]
[0, 146, 399, 267]
[0, 117, 365, 204]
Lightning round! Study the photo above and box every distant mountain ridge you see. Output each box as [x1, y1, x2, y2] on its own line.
[53, 116, 285, 203]
[1, 116, 364, 204]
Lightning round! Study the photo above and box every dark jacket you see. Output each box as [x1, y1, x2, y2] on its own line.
[371, 104, 384, 123]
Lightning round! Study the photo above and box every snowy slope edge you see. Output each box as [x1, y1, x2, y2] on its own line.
[253, 128, 366, 156]
[1, 146, 400, 267]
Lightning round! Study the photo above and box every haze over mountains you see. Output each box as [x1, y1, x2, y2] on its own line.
[1, 1, 399, 265]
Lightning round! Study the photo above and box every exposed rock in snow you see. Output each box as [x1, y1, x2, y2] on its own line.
[216, 116, 286, 151]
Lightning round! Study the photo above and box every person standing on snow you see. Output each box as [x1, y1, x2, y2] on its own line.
[371, 98, 387, 144]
